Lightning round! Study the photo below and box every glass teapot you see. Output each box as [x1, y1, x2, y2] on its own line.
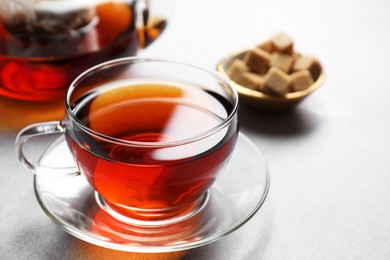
[0, 0, 172, 101]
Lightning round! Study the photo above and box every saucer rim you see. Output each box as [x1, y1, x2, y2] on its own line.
[33, 132, 270, 253]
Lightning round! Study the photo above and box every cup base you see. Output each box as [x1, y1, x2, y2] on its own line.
[95, 191, 210, 227]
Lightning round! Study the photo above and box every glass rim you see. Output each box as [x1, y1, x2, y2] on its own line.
[65, 57, 239, 148]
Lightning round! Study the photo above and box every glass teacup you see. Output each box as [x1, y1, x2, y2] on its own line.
[16, 57, 239, 226]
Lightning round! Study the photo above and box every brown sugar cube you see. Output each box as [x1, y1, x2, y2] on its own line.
[292, 56, 322, 80]
[291, 51, 299, 61]
[237, 72, 264, 91]
[243, 48, 271, 75]
[290, 70, 314, 92]
[226, 59, 249, 82]
[271, 32, 294, 55]
[263, 66, 291, 96]
[257, 40, 274, 53]
[270, 52, 294, 73]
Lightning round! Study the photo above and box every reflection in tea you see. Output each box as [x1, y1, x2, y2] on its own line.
[0, 1, 166, 101]
[66, 82, 237, 220]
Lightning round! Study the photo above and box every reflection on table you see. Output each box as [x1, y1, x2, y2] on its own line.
[0, 95, 64, 132]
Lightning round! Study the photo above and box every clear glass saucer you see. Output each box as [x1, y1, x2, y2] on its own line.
[34, 133, 270, 253]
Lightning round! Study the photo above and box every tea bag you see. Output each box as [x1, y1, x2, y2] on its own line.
[33, 1, 96, 36]
[0, 0, 97, 57]
[0, 0, 35, 32]
[0, 0, 96, 38]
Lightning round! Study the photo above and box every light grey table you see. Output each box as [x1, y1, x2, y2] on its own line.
[2, 0, 390, 259]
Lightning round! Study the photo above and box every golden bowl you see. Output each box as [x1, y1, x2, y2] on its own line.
[216, 49, 325, 111]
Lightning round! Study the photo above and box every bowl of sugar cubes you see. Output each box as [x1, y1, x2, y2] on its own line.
[217, 33, 325, 111]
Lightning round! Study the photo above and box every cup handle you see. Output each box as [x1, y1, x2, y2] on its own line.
[15, 121, 80, 178]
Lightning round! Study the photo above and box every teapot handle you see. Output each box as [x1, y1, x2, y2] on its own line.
[135, 0, 150, 48]
[136, 0, 150, 27]
[135, 0, 173, 49]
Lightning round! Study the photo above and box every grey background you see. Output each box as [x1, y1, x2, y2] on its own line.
[1, 0, 390, 259]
